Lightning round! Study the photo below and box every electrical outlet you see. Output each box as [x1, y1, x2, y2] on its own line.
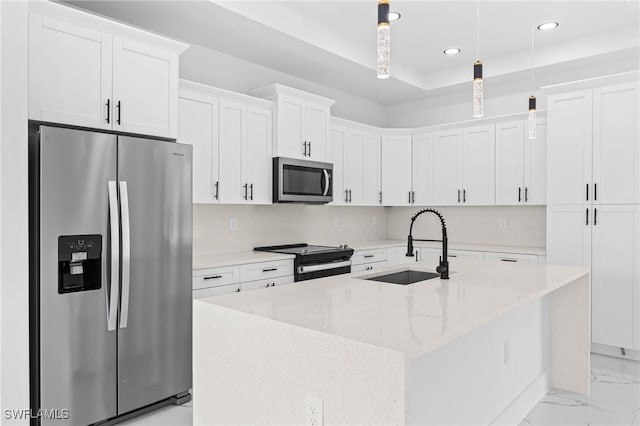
[229, 218, 237, 231]
[305, 395, 323, 426]
[332, 217, 340, 228]
[499, 218, 507, 229]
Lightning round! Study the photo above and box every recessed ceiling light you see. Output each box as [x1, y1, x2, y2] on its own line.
[443, 48, 461, 55]
[537, 21, 559, 31]
[388, 11, 401, 21]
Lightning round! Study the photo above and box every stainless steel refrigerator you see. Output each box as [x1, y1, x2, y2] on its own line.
[28, 125, 192, 426]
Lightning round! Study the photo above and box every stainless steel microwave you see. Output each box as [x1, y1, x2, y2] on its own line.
[273, 157, 333, 204]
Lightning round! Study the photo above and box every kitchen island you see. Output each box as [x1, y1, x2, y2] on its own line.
[194, 259, 590, 425]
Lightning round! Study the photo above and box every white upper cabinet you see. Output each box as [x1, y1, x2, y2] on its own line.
[381, 131, 412, 206]
[592, 82, 640, 205]
[330, 119, 381, 206]
[244, 106, 273, 204]
[112, 37, 179, 138]
[432, 129, 462, 205]
[496, 119, 547, 205]
[179, 81, 273, 205]
[29, 13, 112, 130]
[250, 84, 334, 162]
[547, 90, 594, 205]
[28, 3, 187, 138]
[462, 124, 495, 205]
[178, 91, 218, 204]
[411, 132, 434, 206]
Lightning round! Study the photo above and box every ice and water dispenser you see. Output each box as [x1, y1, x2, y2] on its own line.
[58, 235, 102, 294]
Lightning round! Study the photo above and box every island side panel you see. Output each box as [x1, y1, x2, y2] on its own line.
[406, 298, 547, 426]
[549, 274, 591, 395]
[193, 301, 407, 425]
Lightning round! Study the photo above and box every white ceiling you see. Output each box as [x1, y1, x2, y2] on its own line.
[63, 0, 640, 105]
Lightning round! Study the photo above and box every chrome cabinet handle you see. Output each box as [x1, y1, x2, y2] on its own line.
[107, 181, 120, 332]
[119, 181, 131, 329]
[106, 99, 111, 124]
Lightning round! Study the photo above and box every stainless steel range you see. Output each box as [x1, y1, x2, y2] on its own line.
[254, 244, 354, 282]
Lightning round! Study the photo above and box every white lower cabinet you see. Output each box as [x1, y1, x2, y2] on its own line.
[418, 248, 484, 265]
[548, 204, 640, 352]
[351, 248, 388, 272]
[387, 246, 419, 266]
[352, 262, 387, 273]
[193, 259, 294, 299]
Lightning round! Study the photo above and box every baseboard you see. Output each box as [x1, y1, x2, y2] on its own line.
[490, 372, 549, 426]
[591, 343, 640, 361]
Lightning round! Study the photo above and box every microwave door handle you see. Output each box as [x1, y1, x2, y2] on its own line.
[322, 169, 330, 196]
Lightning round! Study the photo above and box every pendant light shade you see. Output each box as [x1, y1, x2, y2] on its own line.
[473, 61, 484, 118]
[528, 96, 537, 139]
[377, 0, 391, 79]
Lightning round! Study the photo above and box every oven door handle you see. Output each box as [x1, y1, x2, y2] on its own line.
[322, 169, 330, 196]
[297, 260, 351, 274]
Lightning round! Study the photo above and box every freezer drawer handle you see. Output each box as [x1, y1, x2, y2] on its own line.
[107, 181, 120, 331]
[119, 181, 131, 329]
[203, 275, 222, 280]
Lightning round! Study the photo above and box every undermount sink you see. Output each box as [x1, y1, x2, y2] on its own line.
[364, 270, 440, 285]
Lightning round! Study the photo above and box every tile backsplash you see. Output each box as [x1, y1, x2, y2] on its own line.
[194, 204, 545, 255]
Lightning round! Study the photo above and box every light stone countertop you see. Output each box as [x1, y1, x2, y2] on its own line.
[193, 251, 295, 270]
[196, 258, 588, 359]
[346, 239, 546, 256]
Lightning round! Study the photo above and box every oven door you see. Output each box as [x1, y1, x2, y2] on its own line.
[274, 157, 333, 203]
[296, 260, 351, 282]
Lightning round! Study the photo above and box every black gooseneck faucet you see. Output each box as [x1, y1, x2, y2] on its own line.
[406, 208, 449, 279]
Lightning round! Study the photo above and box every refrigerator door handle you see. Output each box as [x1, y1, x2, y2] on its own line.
[119, 181, 131, 329]
[107, 181, 120, 331]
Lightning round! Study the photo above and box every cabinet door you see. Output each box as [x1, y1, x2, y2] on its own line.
[591, 205, 640, 350]
[29, 13, 112, 130]
[276, 95, 305, 158]
[178, 95, 218, 204]
[306, 102, 330, 161]
[112, 37, 178, 138]
[462, 125, 495, 205]
[433, 129, 462, 205]
[546, 205, 592, 268]
[245, 106, 273, 204]
[547, 90, 593, 205]
[412, 133, 434, 206]
[363, 133, 382, 206]
[329, 127, 346, 205]
[495, 121, 524, 205]
[218, 100, 246, 204]
[593, 82, 640, 204]
[524, 121, 547, 205]
[381, 133, 412, 206]
[344, 131, 365, 205]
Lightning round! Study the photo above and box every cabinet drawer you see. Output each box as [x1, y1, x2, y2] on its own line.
[352, 261, 387, 273]
[352, 249, 387, 266]
[240, 275, 294, 292]
[484, 252, 538, 264]
[193, 265, 239, 290]
[193, 283, 240, 299]
[239, 259, 294, 282]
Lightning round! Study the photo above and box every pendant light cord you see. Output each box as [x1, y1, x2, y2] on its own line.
[530, 22, 535, 94]
[476, 0, 480, 59]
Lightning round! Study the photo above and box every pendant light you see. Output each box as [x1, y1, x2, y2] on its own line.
[528, 24, 537, 139]
[377, 0, 391, 79]
[472, 0, 483, 117]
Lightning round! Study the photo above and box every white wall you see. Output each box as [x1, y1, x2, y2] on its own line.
[0, 1, 30, 424]
[194, 204, 387, 255]
[387, 206, 546, 249]
[180, 44, 388, 128]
